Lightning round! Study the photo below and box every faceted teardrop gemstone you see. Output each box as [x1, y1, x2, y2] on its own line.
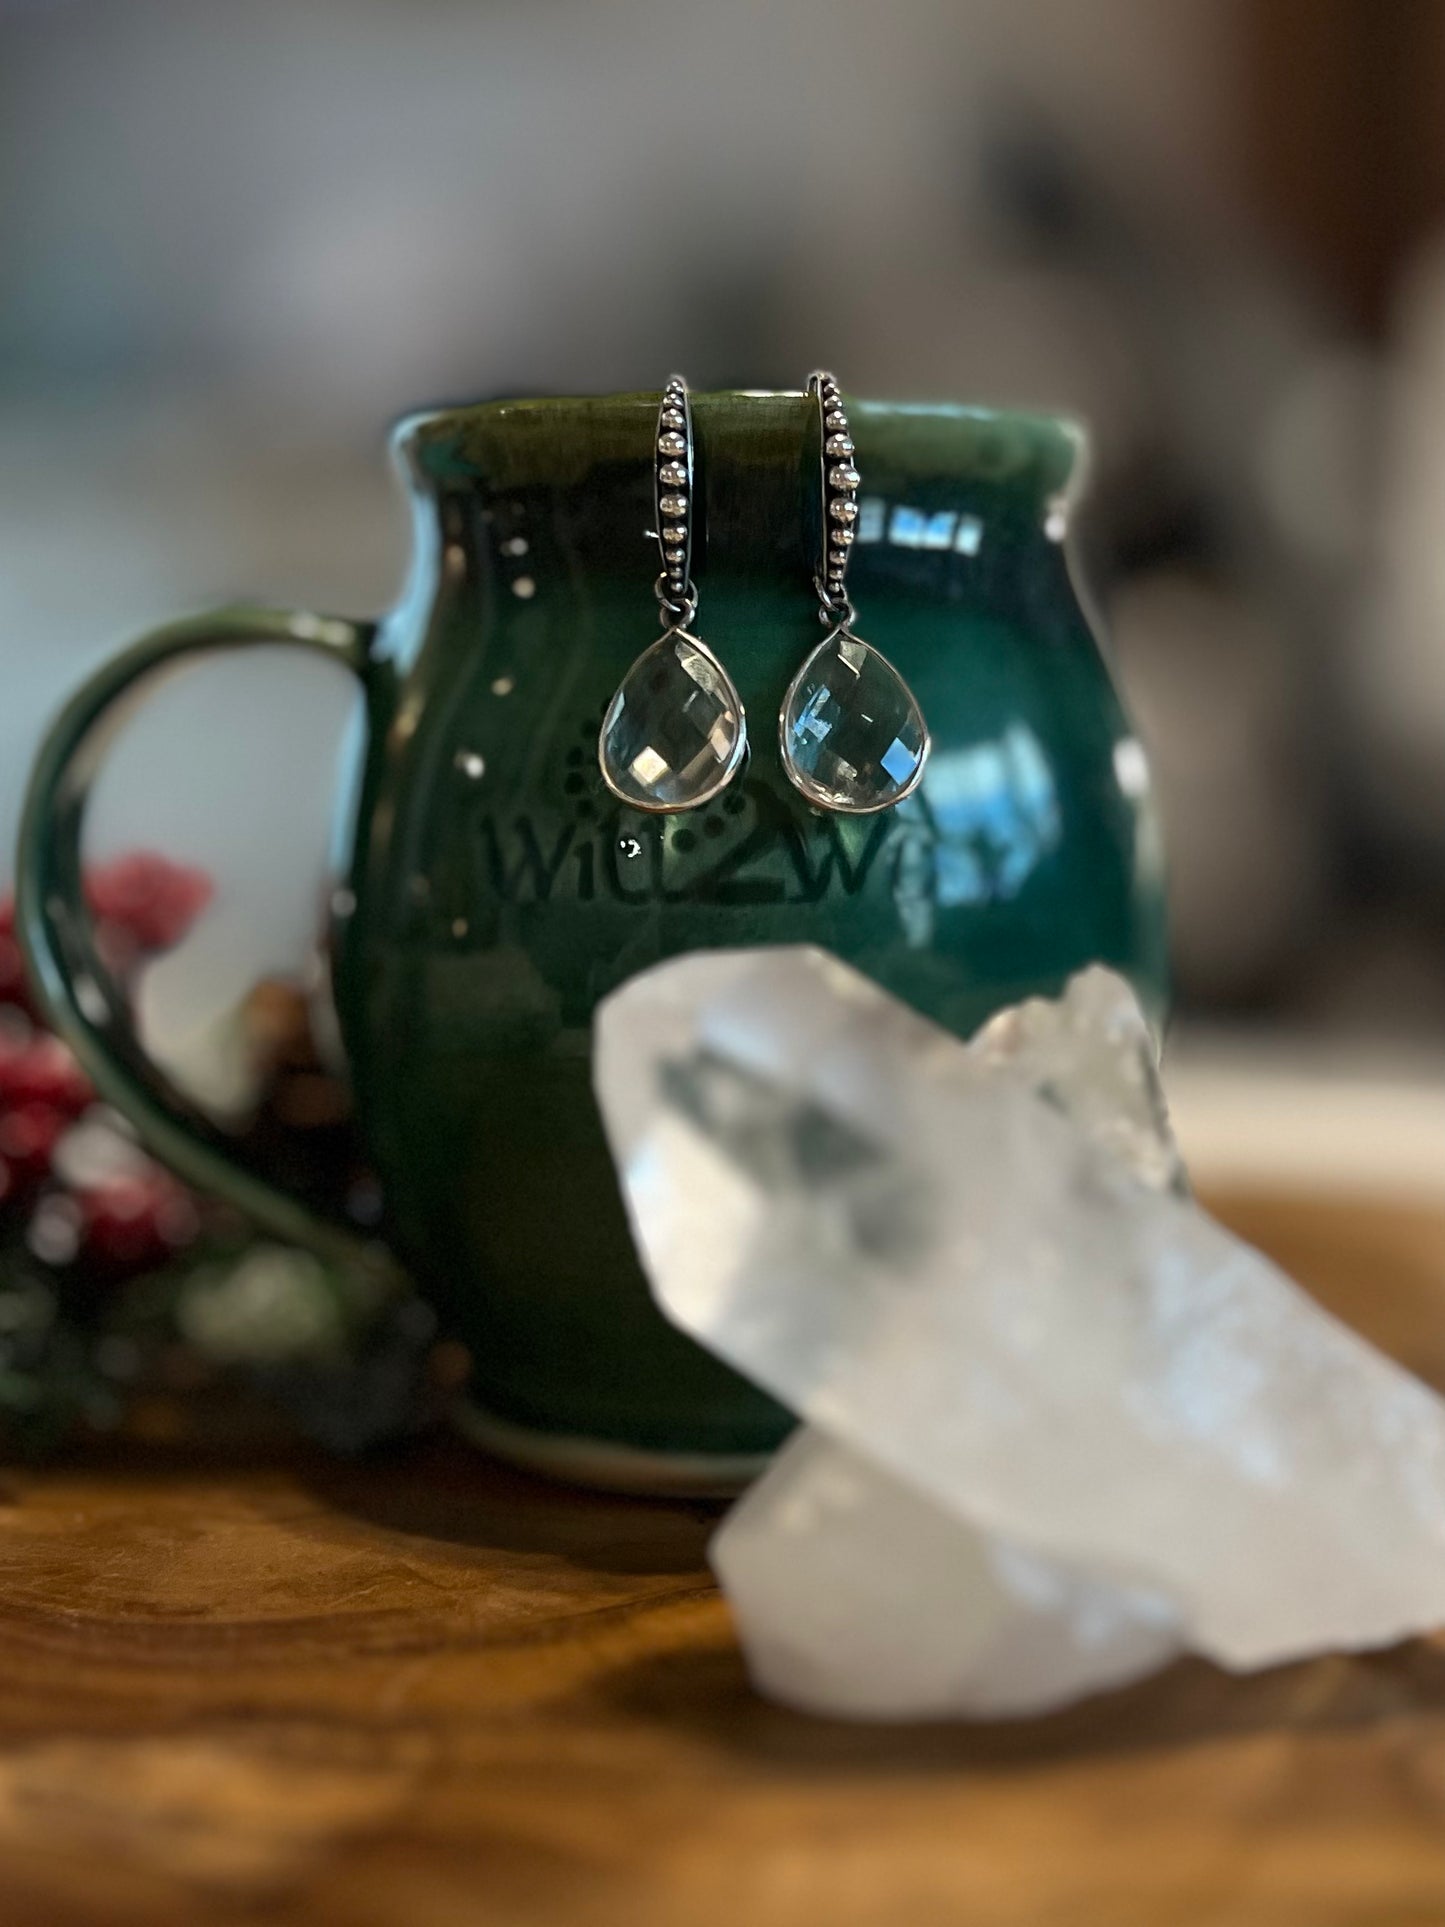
[780, 628, 929, 812]
[599, 629, 747, 811]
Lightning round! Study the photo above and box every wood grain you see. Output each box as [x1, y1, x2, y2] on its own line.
[0, 1188, 1443, 1925]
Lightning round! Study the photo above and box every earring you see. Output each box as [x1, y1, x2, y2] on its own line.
[779, 372, 929, 813]
[598, 375, 747, 812]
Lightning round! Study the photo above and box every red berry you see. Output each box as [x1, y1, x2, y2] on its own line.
[0, 900, 35, 1020]
[77, 1169, 201, 1274]
[86, 853, 213, 954]
[0, 1033, 93, 1118]
[0, 1103, 68, 1188]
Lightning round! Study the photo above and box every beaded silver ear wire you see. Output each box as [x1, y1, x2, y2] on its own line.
[598, 376, 747, 812]
[779, 372, 929, 813]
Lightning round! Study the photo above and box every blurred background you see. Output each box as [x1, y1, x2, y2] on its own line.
[4, 0, 1445, 1168]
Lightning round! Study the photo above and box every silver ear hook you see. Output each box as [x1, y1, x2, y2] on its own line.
[654, 373, 698, 622]
[808, 370, 859, 628]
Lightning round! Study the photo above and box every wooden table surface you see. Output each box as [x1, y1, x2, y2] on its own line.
[1, 1187, 1444, 1926]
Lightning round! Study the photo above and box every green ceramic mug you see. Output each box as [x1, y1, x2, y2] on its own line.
[18, 390, 1166, 1488]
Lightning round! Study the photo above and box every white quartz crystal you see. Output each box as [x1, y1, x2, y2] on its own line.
[714, 1426, 1182, 1720]
[594, 948, 1445, 1719]
[969, 966, 1186, 1196]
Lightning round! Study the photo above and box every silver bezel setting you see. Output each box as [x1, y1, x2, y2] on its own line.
[597, 625, 749, 813]
[778, 625, 932, 815]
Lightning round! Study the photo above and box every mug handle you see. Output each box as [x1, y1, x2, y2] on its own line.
[16, 605, 393, 1279]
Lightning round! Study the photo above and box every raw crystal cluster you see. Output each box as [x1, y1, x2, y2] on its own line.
[594, 949, 1445, 1720]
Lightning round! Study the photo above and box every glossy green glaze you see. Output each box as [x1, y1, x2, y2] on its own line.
[18, 391, 1166, 1470]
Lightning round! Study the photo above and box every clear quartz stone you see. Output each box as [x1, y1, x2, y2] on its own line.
[600, 629, 745, 810]
[715, 1426, 1181, 1720]
[781, 629, 927, 811]
[594, 950, 1445, 1719]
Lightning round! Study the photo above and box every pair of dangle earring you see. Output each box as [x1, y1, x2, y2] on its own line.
[598, 372, 928, 814]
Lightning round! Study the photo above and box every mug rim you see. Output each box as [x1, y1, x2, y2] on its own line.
[390, 389, 1089, 511]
